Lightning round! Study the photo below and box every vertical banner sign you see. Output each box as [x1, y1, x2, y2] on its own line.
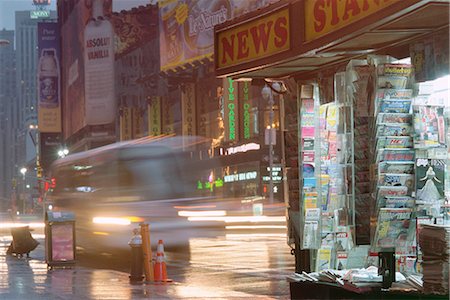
[182, 83, 196, 136]
[162, 96, 175, 134]
[239, 81, 251, 140]
[120, 107, 132, 141]
[148, 96, 161, 136]
[37, 22, 61, 133]
[132, 107, 143, 138]
[84, 0, 115, 125]
[197, 86, 207, 137]
[223, 77, 238, 141]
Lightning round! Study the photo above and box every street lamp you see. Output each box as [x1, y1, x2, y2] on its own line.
[20, 167, 27, 179]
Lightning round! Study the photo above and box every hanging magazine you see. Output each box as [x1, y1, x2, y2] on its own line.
[378, 161, 415, 174]
[377, 113, 412, 124]
[376, 123, 412, 137]
[372, 208, 413, 251]
[376, 88, 413, 100]
[376, 196, 415, 209]
[378, 173, 414, 188]
[376, 149, 415, 162]
[415, 158, 445, 205]
[376, 136, 413, 149]
[378, 99, 412, 114]
[412, 105, 446, 149]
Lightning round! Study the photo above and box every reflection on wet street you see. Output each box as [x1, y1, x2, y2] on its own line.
[1, 228, 294, 299]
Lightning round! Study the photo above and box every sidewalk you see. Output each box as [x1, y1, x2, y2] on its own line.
[0, 235, 277, 299]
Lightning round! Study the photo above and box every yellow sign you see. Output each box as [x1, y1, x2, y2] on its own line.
[305, 0, 399, 42]
[217, 7, 290, 69]
[120, 107, 132, 141]
[148, 97, 161, 136]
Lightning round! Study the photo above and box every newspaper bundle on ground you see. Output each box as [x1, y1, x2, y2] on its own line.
[418, 224, 450, 295]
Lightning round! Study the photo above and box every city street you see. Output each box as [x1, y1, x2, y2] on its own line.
[0, 221, 295, 299]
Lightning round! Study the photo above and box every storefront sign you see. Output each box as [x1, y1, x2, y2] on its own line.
[227, 143, 260, 155]
[162, 96, 175, 134]
[37, 22, 61, 133]
[305, 0, 399, 42]
[217, 7, 290, 69]
[31, 10, 51, 19]
[224, 171, 258, 183]
[148, 96, 161, 136]
[182, 83, 196, 136]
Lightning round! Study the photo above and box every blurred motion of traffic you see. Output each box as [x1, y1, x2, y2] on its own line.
[0, 0, 294, 298]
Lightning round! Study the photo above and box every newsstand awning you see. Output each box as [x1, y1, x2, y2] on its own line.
[214, 0, 449, 79]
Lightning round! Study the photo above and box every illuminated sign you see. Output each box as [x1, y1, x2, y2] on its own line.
[217, 7, 290, 69]
[227, 143, 260, 155]
[262, 166, 283, 182]
[224, 171, 257, 183]
[227, 77, 236, 141]
[242, 82, 251, 139]
[30, 10, 50, 19]
[197, 178, 223, 190]
[305, 0, 399, 42]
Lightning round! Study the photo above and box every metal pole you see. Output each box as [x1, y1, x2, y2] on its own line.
[269, 92, 274, 205]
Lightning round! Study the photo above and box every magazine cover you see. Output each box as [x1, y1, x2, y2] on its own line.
[336, 232, 350, 251]
[377, 149, 415, 162]
[302, 163, 315, 177]
[377, 64, 413, 77]
[384, 196, 415, 208]
[303, 152, 315, 163]
[415, 158, 446, 204]
[413, 105, 445, 149]
[336, 251, 348, 270]
[378, 161, 415, 174]
[378, 99, 412, 114]
[377, 113, 412, 124]
[376, 88, 413, 100]
[378, 174, 414, 188]
[316, 247, 332, 271]
[376, 123, 412, 137]
[303, 138, 314, 151]
[372, 208, 413, 251]
[376, 136, 413, 149]
[377, 76, 408, 89]
[377, 186, 408, 198]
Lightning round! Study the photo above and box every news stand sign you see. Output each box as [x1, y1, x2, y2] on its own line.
[31, 0, 51, 19]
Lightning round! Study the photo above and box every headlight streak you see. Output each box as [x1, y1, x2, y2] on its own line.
[186, 215, 286, 223]
[177, 210, 226, 217]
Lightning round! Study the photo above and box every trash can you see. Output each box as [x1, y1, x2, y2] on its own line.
[45, 211, 76, 267]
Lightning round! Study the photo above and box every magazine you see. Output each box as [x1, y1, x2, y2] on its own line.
[377, 76, 408, 89]
[377, 64, 413, 77]
[415, 158, 446, 204]
[372, 208, 413, 251]
[376, 88, 413, 100]
[377, 186, 409, 198]
[376, 123, 412, 137]
[378, 161, 414, 174]
[316, 247, 332, 271]
[378, 173, 414, 188]
[377, 113, 412, 124]
[336, 232, 350, 251]
[376, 149, 415, 163]
[378, 99, 412, 114]
[376, 136, 413, 149]
[412, 105, 446, 149]
[303, 138, 315, 151]
[384, 196, 415, 208]
[336, 251, 348, 270]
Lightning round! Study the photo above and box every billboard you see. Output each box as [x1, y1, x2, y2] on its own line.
[159, 0, 280, 72]
[37, 22, 61, 133]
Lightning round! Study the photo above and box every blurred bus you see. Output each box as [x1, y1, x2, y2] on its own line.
[48, 136, 227, 251]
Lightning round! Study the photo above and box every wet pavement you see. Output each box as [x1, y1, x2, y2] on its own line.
[0, 230, 294, 299]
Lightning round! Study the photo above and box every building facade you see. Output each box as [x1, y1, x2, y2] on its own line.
[0, 29, 16, 209]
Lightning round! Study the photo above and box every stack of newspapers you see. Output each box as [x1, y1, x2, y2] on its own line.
[419, 224, 450, 295]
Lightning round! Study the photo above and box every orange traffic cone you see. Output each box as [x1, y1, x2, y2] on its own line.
[154, 239, 170, 282]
